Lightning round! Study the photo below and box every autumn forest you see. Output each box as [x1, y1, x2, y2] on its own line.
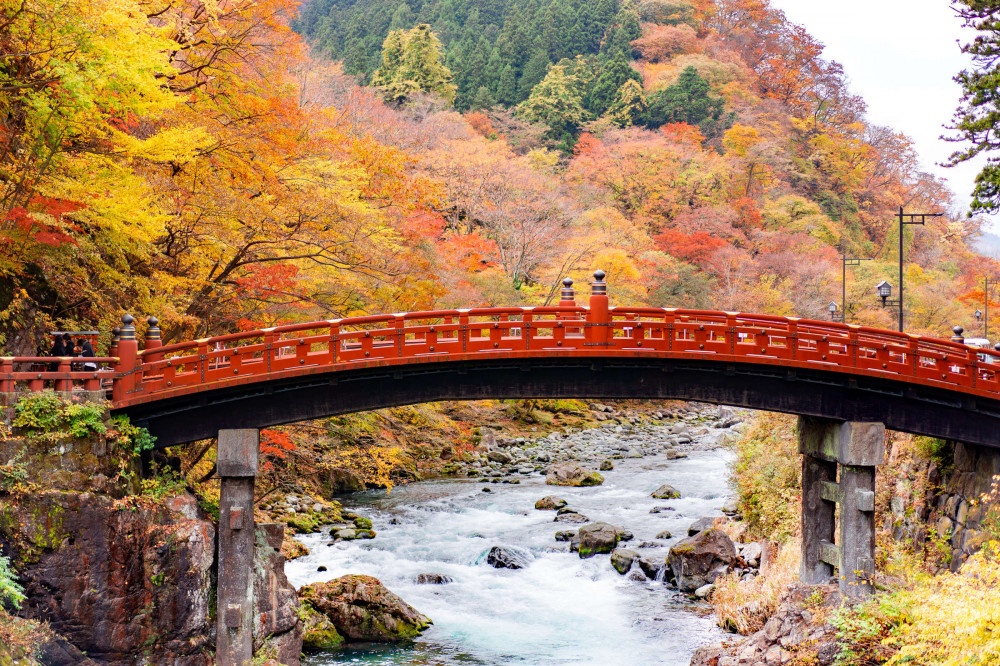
[0, 0, 993, 358]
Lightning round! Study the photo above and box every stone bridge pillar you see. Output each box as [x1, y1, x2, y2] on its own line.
[216, 429, 259, 666]
[797, 417, 884, 597]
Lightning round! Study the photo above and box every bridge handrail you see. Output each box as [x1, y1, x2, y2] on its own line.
[4, 290, 1000, 408]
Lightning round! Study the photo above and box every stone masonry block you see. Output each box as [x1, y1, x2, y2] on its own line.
[217, 429, 259, 477]
[797, 418, 885, 466]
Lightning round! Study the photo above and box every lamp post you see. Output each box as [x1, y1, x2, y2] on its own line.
[896, 207, 943, 333]
[875, 281, 900, 317]
[975, 309, 983, 336]
[828, 302, 839, 322]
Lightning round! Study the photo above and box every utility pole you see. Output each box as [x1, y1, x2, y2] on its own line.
[897, 207, 943, 333]
[838, 253, 870, 324]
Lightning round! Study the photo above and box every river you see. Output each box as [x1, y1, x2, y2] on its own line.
[287, 422, 735, 666]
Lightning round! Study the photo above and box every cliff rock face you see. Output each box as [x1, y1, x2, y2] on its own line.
[254, 523, 303, 663]
[0, 491, 216, 664]
[0, 491, 302, 665]
[882, 439, 1000, 570]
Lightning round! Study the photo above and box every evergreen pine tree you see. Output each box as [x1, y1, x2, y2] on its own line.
[644, 65, 731, 138]
[371, 24, 457, 105]
[471, 85, 497, 110]
[585, 52, 642, 116]
[496, 63, 519, 105]
[388, 3, 415, 31]
[519, 49, 551, 100]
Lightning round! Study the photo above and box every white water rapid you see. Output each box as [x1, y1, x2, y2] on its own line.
[288, 434, 734, 665]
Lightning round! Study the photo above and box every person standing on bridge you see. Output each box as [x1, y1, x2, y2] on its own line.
[78, 339, 97, 372]
[48, 335, 67, 371]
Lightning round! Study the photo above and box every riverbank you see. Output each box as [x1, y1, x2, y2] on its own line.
[286, 404, 750, 665]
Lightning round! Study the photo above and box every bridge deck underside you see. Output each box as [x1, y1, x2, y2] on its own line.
[118, 357, 1000, 449]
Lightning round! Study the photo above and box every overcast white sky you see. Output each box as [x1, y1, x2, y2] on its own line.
[768, 0, 995, 229]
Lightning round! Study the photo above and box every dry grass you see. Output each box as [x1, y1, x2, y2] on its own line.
[711, 538, 801, 635]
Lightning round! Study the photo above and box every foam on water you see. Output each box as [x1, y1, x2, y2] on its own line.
[289, 438, 733, 666]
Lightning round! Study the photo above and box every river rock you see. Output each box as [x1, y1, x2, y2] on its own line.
[487, 450, 512, 464]
[546, 463, 604, 487]
[599, 459, 614, 471]
[651, 484, 681, 499]
[637, 556, 665, 580]
[554, 511, 589, 523]
[610, 548, 640, 575]
[722, 498, 740, 515]
[656, 530, 673, 539]
[577, 522, 621, 558]
[740, 542, 763, 566]
[485, 545, 533, 569]
[694, 583, 715, 599]
[688, 517, 717, 536]
[415, 573, 454, 585]
[554, 530, 576, 542]
[535, 496, 567, 510]
[667, 528, 738, 592]
[298, 575, 431, 642]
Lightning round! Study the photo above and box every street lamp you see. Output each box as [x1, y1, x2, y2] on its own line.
[828, 301, 839, 322]
[876, 280, 892, 305]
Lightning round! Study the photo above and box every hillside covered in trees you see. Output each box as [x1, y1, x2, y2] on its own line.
[0, 0, 993, 358]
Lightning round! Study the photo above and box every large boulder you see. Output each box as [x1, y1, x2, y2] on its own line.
[651, 483, 681, 499]
[667, 528, 738, 592]
[298, 575, 431, 642]
[485, 545, 533, 569]
[546, 463, 604, 487]
[577, 522, 621, 558]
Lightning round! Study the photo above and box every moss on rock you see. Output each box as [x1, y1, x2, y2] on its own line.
[298, 602, 344, 650]
[298, 575, 431, 643]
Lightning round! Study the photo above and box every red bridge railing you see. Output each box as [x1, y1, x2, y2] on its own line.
[1, 272, 998, 408]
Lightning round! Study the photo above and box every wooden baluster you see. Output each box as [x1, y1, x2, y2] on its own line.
[114, 314, 139, 402]
[0, 358, 12, 393]
[426, 324, 439, 352]
[394, 316, 405, 358]
[725, 313, 737, 356]
[588, 270, 609, 347]
[459, 313, 470, 353]
[198, 340, 210, 383]
[664, 309, 676, 352]
[523, 311, 534, 350]
[328, 323, 340, 364]
[54, 358, 73, 392]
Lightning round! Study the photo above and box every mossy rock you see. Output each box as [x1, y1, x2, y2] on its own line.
[298, 602, 345, 650]
[299, 575, 431, 642]
[352, 516, 373, 530]
[651, 484, 681, 499]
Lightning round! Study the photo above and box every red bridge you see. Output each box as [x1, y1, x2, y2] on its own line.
[2, 271, 1000, 449]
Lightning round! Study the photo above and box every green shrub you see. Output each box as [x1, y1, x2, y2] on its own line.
[12, 392, 107, 441]
[108, 416, 156, 455]
[831, 595, 907, 665]
[0, 554, 25, 610]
